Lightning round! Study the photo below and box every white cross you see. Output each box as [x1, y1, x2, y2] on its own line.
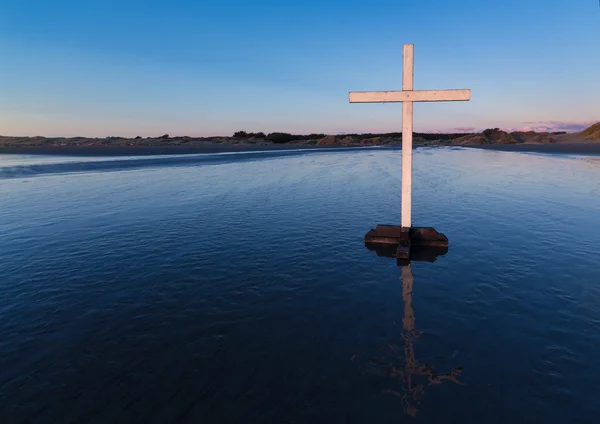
[349, 44, 471, 229]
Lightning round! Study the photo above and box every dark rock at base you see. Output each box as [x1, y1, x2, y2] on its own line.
[364, 225, 448, 248]
[409, 227, 449, 247]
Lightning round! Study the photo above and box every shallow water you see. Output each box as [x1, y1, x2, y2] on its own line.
[1, 147, 599, 423]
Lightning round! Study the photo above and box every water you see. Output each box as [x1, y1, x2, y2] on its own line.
[1, 147, 599, 423]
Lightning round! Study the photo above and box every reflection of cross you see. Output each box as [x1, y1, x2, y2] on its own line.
[349, 44, 471, 228]
[353, 262, 461, 416]
[395, 264, 463, 416]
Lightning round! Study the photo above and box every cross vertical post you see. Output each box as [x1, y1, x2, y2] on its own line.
[401, 44, 414, 229]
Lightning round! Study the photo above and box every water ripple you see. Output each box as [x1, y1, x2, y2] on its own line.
[1, 147, 599, 422]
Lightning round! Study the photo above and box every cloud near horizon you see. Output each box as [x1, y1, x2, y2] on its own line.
[443, 121, 597, 134]
[443, 127, 477, 133]
[505, 121, 597, 133]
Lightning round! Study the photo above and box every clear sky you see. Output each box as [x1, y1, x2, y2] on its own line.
[1, 0, 599, 137]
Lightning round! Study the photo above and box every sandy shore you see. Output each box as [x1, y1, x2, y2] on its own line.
[0, 143, 339, 156]
[467, 143, 600, 154]
[2, 142, 599, 156]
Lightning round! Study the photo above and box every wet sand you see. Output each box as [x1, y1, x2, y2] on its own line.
[2, 142, 599, 156]
[0, 144, 331, 156]
[468, 143, 600, 155]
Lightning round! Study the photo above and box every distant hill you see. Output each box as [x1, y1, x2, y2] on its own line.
[453, 128, 517, 145]
[1, 125, 599, 150]
[575, 122, 600, 140]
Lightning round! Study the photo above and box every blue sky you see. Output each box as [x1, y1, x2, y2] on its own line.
[1, 0, 599, 137]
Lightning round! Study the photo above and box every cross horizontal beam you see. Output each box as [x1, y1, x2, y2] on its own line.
[349, 89, 470, 103]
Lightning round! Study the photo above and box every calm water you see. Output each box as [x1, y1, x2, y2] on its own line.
[1, 147, 599, 423]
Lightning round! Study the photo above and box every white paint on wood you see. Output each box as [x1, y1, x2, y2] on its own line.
[348, 89, 471, 103]
[401, 45, 414, 228]
[402, 100, 413, 228]
[403, 44, 414, 92]
[348, 43, 471, 229]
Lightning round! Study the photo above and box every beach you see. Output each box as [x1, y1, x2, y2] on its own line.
[1, 142, 599, 156]
[0, 143, 322, 156]
[468, 143, 600, 155]
[2, 124, 599, 156]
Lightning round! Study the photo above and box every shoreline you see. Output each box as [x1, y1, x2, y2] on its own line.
[0, 144, 341, 156]
[2, 123, 598, 157]
[1, 142, 599, 156]
[467, 143, 600, 155]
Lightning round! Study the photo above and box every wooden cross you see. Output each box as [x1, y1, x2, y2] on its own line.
[349, 44, 470, 228]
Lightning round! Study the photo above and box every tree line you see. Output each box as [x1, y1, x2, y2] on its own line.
[233, 130, 475, 143]
[233, 131, 327, 143]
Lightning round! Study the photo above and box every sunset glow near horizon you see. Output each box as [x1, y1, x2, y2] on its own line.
[1, 0, 599, 138]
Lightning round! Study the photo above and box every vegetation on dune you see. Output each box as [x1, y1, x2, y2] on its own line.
[232, 130, 472, 144]
[577, 122, 600, 140]
[344, 132, 473, 141]
[233, 131, 267, 139]
[233, 131, 326, 143]
[265, 132, 298, 143]
[3, 123, 599, 148]
[266, 132, 327, 143]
